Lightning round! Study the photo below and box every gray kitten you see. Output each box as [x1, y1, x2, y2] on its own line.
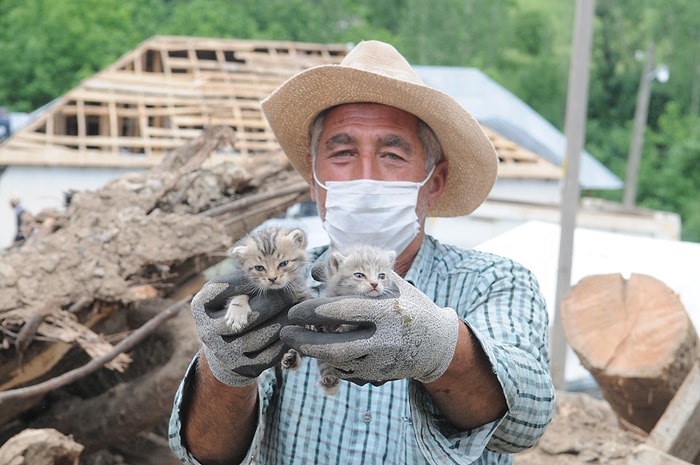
[224, 226, 309, 371]
[316, 244, 397, 395]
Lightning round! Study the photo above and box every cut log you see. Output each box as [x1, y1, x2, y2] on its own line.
[561, 273, 699, 433]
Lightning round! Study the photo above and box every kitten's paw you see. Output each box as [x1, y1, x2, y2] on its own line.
[320, 376, 340, 396]
[281, 349, 301, 370]
[224, 295, 251, 331]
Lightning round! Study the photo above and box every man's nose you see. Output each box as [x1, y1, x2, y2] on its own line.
[358, 154, 379, 180]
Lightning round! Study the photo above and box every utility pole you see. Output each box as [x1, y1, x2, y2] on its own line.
[550, 0, 595, 390]
[623, 44, 655, 207]
[623, 44, 669, 207]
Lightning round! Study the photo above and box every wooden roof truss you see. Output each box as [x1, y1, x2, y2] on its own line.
[0, 35, 560, 180]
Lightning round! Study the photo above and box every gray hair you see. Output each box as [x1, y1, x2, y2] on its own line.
[310, 107, 443, 173]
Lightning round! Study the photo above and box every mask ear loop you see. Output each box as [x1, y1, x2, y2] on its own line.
[312, 161, 329, 191]
[418, 165, 436, 187]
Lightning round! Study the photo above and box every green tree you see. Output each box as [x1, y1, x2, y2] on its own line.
[156, 0, 259, 38]
[642, 103, 700, 241]
[0, 0, 142, 111]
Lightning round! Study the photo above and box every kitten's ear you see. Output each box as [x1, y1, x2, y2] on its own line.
[229, 245, 247, 259]
[387, 250, 397, 265]
[288, 229, 307, 248]
[328, 251, 345, 273]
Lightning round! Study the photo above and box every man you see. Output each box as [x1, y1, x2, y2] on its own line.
[9, 197, 26, 243]
[0, 107, 10, 142]
[169, 40, 555, 464]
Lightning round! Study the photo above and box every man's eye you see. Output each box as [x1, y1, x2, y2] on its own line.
[331, 150, 354, 158]
[382, 152, 407, 162]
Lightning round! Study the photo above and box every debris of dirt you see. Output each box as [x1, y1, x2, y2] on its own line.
[0, 125, 308, 463]
[515, 390, 647, 465]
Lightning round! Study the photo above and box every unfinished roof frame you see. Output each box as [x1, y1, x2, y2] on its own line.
[0, 36, 560, 180]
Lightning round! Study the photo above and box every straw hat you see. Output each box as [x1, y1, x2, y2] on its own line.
[261, 40, 498, 217]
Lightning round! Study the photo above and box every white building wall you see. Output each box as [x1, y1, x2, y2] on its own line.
[0, 166, 145, 249]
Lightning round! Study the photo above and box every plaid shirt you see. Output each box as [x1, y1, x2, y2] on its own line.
[169, 235, 555, 464]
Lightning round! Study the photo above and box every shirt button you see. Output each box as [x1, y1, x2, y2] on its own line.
[362, 411, 372, 423]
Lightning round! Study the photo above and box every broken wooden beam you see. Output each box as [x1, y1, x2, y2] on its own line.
[626, 443, 694, 465]
[647, 359, 700, 463]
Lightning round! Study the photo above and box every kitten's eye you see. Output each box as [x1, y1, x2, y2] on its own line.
[354, 272, 365, 279]
[254, 265, 265, 272]
[378, 273, 386, 280]
[278, 260, 289, 268]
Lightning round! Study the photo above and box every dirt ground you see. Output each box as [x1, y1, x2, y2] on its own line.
[515, 390, 646, 465]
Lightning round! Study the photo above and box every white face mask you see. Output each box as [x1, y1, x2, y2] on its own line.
[314, 167, 434, 254]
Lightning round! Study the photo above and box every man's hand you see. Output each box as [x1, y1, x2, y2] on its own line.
[192, 273, 293, 386]
[280, 272, 460, 384]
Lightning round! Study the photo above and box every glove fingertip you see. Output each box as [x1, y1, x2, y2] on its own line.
[279, 325, 303, 345]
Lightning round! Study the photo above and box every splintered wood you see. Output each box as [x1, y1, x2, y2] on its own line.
[0, 428, 83, 465]
[561, 273, 698, 433]
[647, 360, 700, 463]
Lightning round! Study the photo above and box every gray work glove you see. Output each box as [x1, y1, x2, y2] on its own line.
[192, 273, 294, 387]
[280, 272, 460, 384]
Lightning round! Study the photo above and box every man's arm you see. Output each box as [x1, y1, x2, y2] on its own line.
[423, 322, 507, 430]
[181, 352, 258, 465]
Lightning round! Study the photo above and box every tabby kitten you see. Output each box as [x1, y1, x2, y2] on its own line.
[316, 244, 397, 395]
[224, 226, 309, 371]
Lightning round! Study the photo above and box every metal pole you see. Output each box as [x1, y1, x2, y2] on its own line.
[550, 0, 595, 390]
[623, 44, 655, 208]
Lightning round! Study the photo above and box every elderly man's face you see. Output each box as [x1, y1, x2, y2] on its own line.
[311, 103, 441, 220]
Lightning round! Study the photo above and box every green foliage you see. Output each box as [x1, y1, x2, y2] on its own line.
[157, 0, 259, 38]
[396, 0, 516, 67]
[489, 4, 568, 128]
[0, 0, 698, 240]
[643, 103, 700, 241]
[0, 0, 142, 111]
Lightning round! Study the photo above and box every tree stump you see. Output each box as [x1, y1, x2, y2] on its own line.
[561, 273, 699, 433]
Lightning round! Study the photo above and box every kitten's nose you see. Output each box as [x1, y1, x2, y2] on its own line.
[370, 282, 378, 289]
[268, 277, 277, 283]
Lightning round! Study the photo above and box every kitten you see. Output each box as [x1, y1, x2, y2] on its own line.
[316, 244, 397, 395]
[324, 244, 397, 298]
[224, 226, 309, 371]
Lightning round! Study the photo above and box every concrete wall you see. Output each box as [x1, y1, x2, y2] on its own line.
[0, 165, 145, 249]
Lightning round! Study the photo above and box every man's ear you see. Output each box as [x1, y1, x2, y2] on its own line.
[428, 160, 448, 206]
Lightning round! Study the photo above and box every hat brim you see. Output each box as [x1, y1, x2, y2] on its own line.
[261, 65, 498, 217]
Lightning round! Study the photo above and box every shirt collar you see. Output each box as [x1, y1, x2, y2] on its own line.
[404, 235, 437, 288]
